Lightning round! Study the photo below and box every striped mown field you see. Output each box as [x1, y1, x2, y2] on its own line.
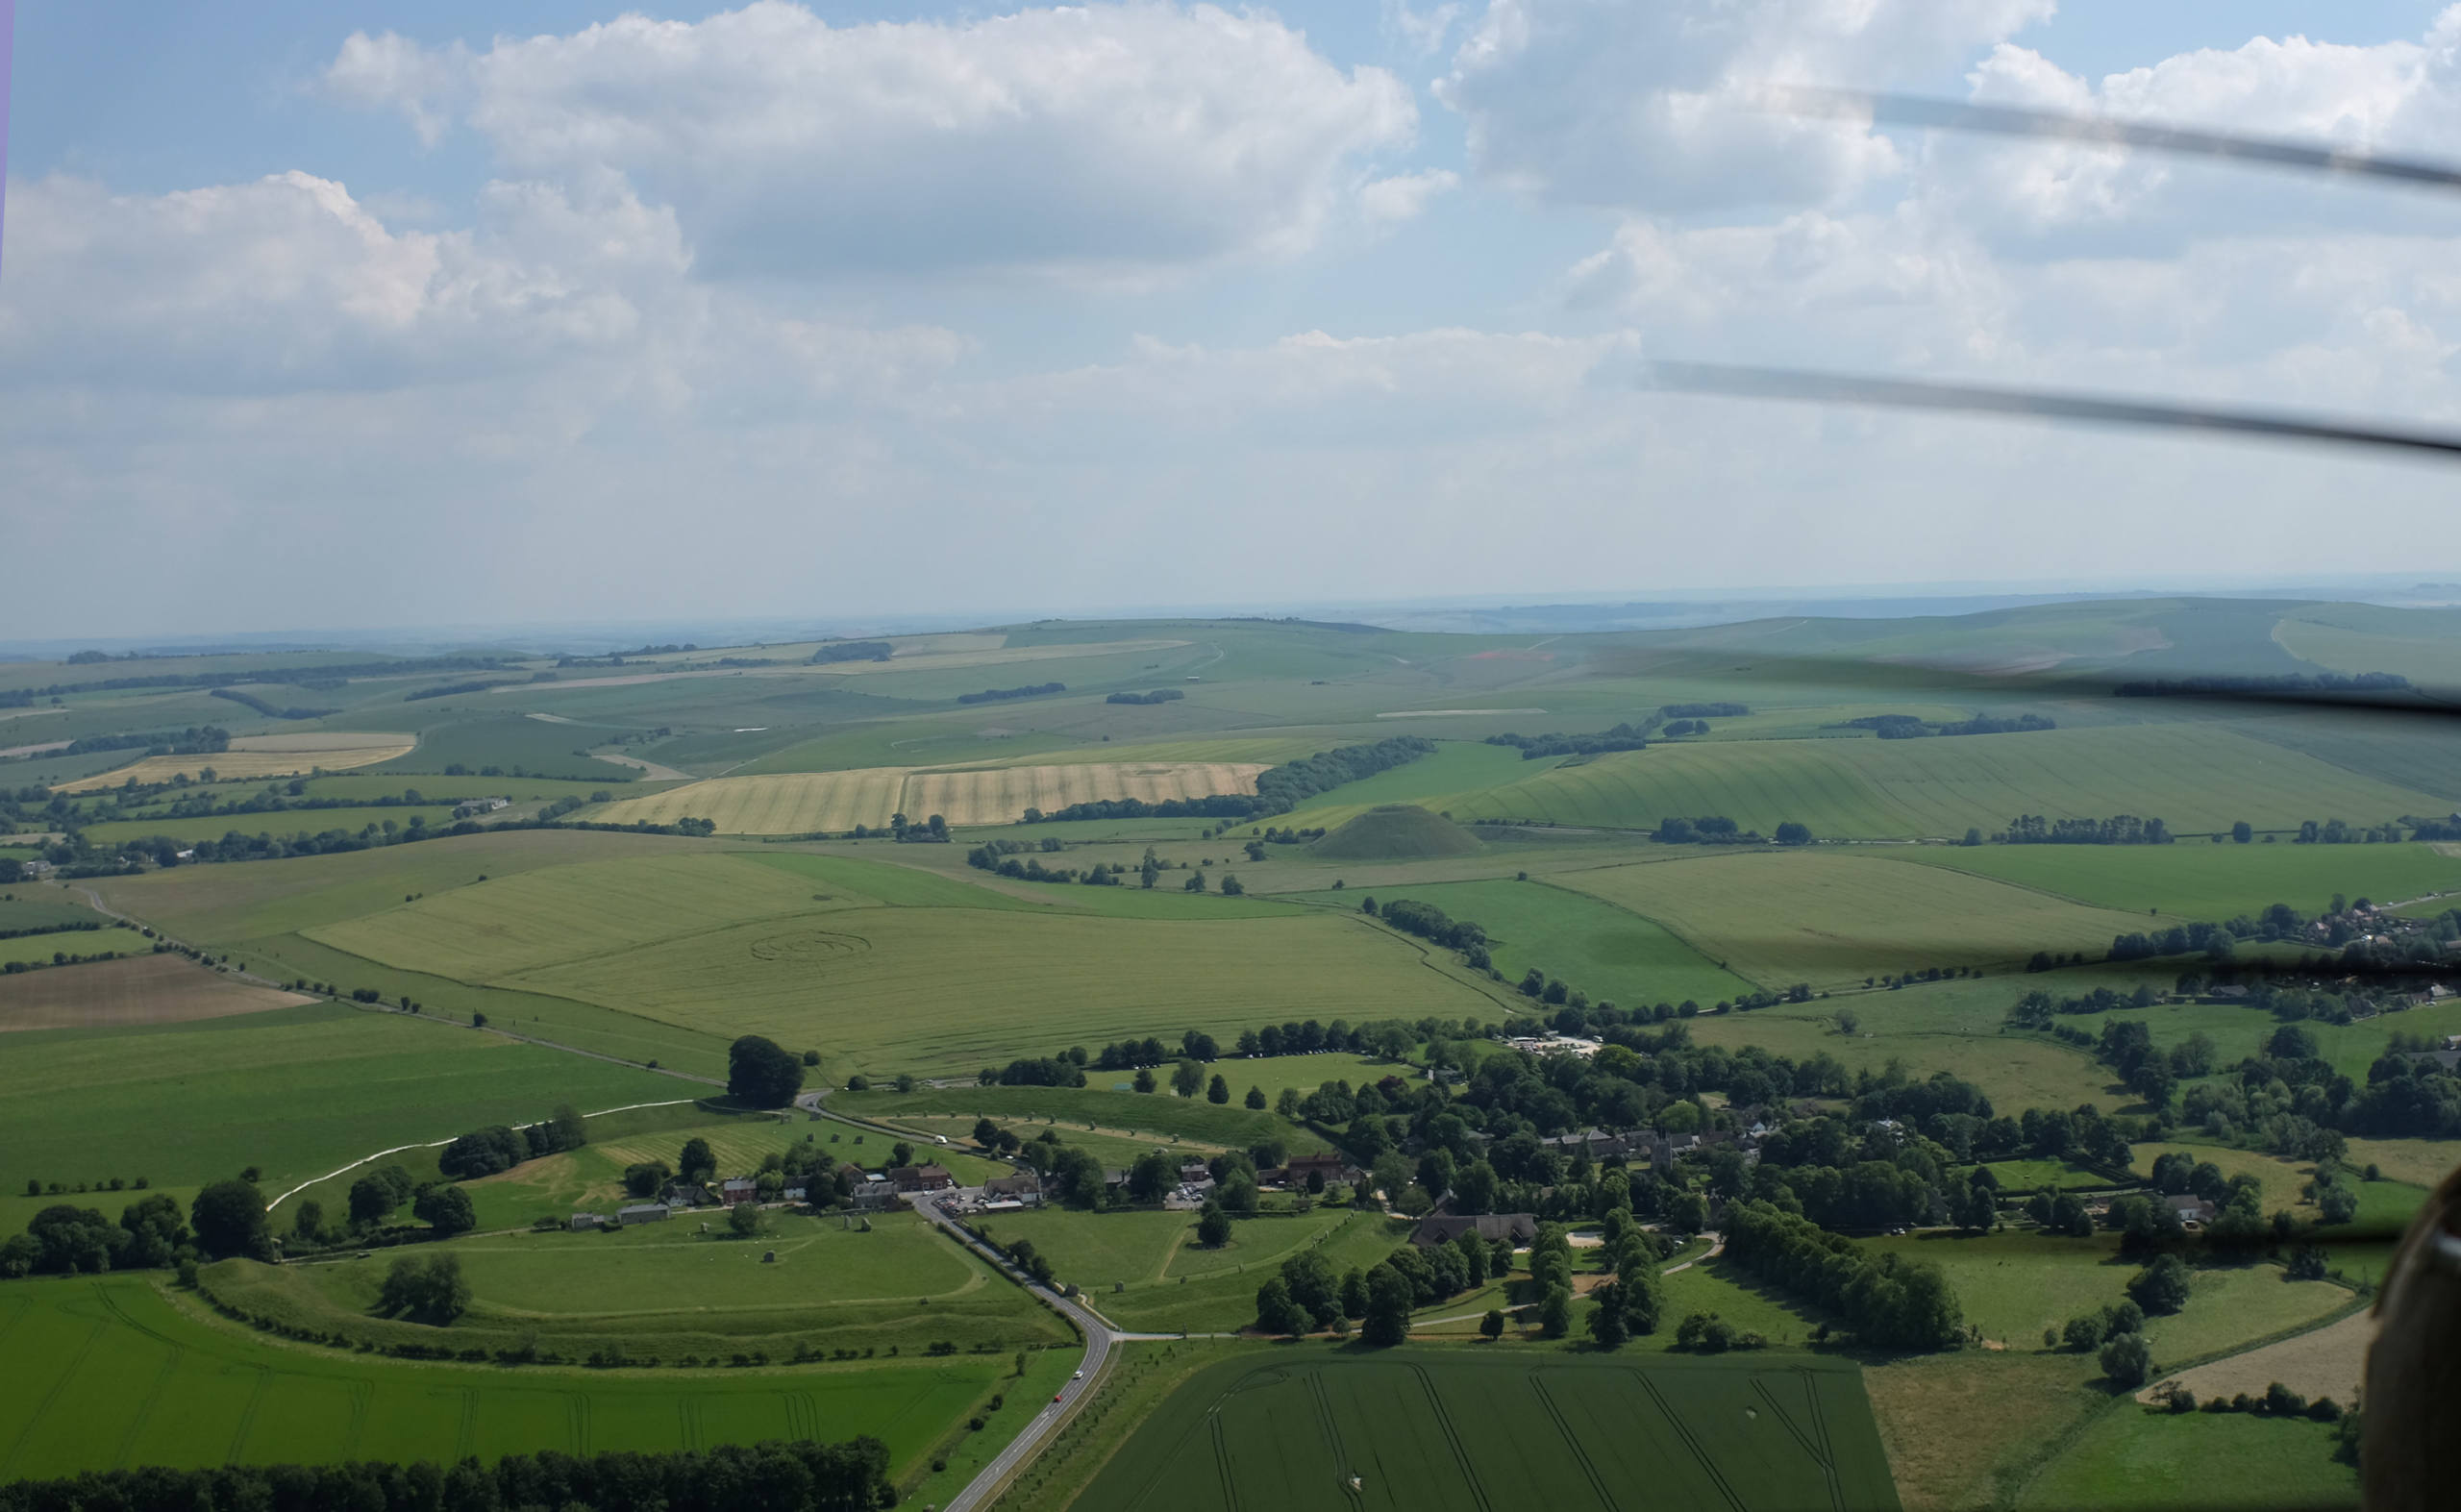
[594, 761, 1265, 832]
[52, 734, 416, 792]
[1301, 722, 2454, 839]
[1558, 849, 2154, 990]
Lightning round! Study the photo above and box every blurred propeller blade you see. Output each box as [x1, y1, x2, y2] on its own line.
[1777, 86, 2461, 193]
[1645, 361, 2461, 461]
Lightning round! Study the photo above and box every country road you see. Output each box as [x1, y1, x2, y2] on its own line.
[913, 1192, 1117, 1512]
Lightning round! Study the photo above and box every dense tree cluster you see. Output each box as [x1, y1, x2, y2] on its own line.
[1360, 895, 1492, 970]
[1484, 722, 1653, 758]
[1653, 816, 1756, 844]
[0, 1195, 190, 1277]
[728, 1036, 807, 1107]
[809, 641, 895, 663]
[956, 682, 1066, 705]
[57, 726, 231, 758]
[0, 1439, 897, 1512]
[207, 688, 336, 719]
[1027, 737, 1434, 823]
[1722, 1201, 1964, 1350]
[376, 1252, 471, 1323]
[437, 1106, 587, 1179]
[1105, 689, 1185, 705]
[0, 657, 510, 708]
[1661, 703, 1750, 719]
[2001, 814, 2173, 845]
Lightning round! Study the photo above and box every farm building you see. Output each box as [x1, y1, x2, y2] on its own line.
[850, 1179, 900, 1211]
[983, 1173, 1043, 1205]
[889, 1164, 954, 1193]
[663, 1181, 704, 1206]
[1408, 1213, 1538, 1250]
[2164, 1195, 2218, 1227]
[569, 1213, 609, 1231]
[617, 1203, 670, 1226]
[720, 1177, 758, 1205]
[1273, 1153, 1361, 1189]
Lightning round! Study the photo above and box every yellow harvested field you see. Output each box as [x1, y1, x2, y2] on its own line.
[2143, 1310, 2373, 1408]
[51, 736, 414, 792]
[225, 731, 416, 755]
[595, 761, 1266, 833]
[806, 638, 1190, 677]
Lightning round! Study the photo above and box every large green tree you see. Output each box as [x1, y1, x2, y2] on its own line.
[190, 1179, 270, 1260]
[1361, 1265, 1414, 1347]
[728, 1035, 807, 1107]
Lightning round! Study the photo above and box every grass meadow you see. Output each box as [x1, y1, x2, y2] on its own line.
[206, 1209, 1073, 1360]
[506, 906, 1494, 1078]
[2018, 1404, 2355, 1510]
[0, 1275, 1035, 1483]
[0, 1003, 683, 1215]
[1070, 1347, 1898, 1512]
[1288, 876, 1755, 1008]
[1873, 840, 2461, 920]
[1858, 1230, 2352, 1361]
[1384, 722, 2453, 840]
[1558, 850, 2155, 991]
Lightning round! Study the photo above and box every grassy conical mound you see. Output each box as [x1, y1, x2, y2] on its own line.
[1308, 805, 1483, 861]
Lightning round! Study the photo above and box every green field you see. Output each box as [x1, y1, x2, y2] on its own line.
[1373, 722, 2453, 840]
[0, 927, 148, 970]
[1859, 1231, 2351, 1360]
[367, 716, 646, 782]
[0, 890, 111, 931]
[204, 1208, 1073, 1359]
[77, 806, 464, 848]
[0, 1275, 1032, 1482]
[505, 906, 1493, 1077]
[2018, 1404, 2355, 1509]
[1876, 840, 2461, 920]
[1073, 1348, 1901, 1512]
[1558, 850, 2157, 991]
[1290, 877, 1754, 1008]
[0, 1004, 685, 1206]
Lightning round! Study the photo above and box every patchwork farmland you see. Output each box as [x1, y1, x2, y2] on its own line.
[595, 761, 1268, 832]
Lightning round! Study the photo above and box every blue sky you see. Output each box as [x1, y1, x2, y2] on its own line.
[6, 1, 2461, 636]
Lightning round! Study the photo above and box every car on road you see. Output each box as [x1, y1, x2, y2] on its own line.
[1072, 1370, 1083, 1379]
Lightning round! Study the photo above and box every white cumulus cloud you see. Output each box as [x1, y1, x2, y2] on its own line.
[327, 1, 1420, 282]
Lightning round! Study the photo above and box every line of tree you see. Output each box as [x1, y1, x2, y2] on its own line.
[52, 726, 231, 758]
[1721, 1200, 1964, 1350]
[1105, 688, 1185, 705]
[2114, 672, 2410, 699]
[1652, 815, 1789, 845]
[39, 811, 712, 874]
[436, 1105, 588, 1180]
[809, 640, 895, 663]
[0, 920, 105, 942]
[0, 657, 513, 707]
[207, 687, 336, 720]
[1845, 712, 2054, 738]
[1661, 702, 1749, 718]
[0, 1439, 898, 1512]
[1357, 894, 1492, 970]
[2001, 814, 2172, 845]
[956, 682, 1065, 705]
[1025, 736, 1434, 823]
[1484, 721, 1653, 758]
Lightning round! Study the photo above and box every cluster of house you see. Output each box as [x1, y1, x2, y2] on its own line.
[451, 796, 511, 820]
[1534, 1122, 1765, 1174]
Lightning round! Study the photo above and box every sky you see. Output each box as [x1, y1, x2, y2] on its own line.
[6, 0, 2461, 639]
